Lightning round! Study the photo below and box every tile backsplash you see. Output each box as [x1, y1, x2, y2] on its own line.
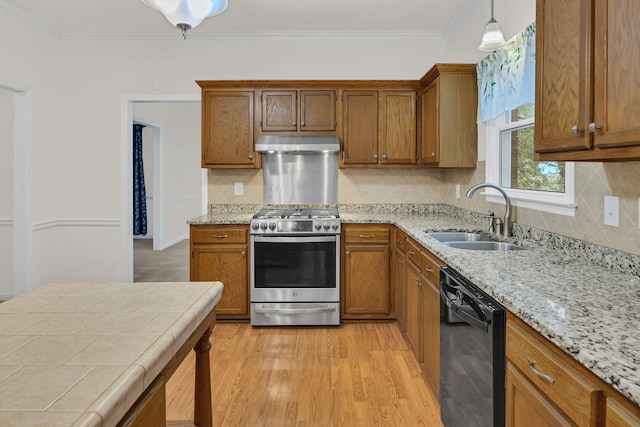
[208, 160, 640, 256]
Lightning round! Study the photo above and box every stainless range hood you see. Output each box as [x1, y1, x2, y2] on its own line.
[256, 135, 339, 205]
[255, 135, 340, 153]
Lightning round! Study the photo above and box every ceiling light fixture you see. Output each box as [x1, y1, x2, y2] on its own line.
[479, 0, 507, 51]
[141, 0, 228, 39]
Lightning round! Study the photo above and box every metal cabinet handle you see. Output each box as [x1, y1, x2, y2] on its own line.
[292, 122, 297, 126]
[374, 154, 378, 159]
[359, 234, 375, 238]
[249, 154, 253, 160]
[527, 357, 555, 385]
[241, 251, 246, 257]
[301, 122, 305, 126]
[431, 152, 436, 157]
[213, 234, 228, 239]
[571, 125, 583, 136]
[423, 265, 433, 273]
[346, 251, 351, 256]
[382, 154, 387, 160]
[408, 250, 415, 255]
[588, 122, 601, 133]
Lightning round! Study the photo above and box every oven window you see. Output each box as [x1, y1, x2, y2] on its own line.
[254, 240, 337, 288]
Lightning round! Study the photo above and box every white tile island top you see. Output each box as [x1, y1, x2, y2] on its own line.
[0, 281, 223, 427]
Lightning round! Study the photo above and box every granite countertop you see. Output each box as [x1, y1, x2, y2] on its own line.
[191, 204, 640, 407]
[0, 281, 223, 427]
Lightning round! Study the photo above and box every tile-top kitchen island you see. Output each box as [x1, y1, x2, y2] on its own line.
[0, 281, 223, 427]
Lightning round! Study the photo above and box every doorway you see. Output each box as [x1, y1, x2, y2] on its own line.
[0, 82, 32, 298]
[122, 96, 206, 282]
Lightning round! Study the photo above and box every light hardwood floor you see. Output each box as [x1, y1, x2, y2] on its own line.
[166, 322, 442, 427]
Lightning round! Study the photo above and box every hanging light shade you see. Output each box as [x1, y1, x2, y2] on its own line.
[141, 0, 228, 39]
[479, 0, 507, 51]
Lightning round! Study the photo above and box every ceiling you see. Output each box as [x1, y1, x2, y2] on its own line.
[0, 0, 482, 39]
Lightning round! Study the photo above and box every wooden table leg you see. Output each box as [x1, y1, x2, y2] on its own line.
[193, 326, 213, 427]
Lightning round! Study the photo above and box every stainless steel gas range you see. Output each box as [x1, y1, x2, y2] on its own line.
[250, 207, 341, 326]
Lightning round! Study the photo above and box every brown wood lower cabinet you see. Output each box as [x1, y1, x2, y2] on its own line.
[341, 224, 393, 319]
[190, 225, 250, 319]
[506, 313, 603, 426]
[401, 235, 444, 397]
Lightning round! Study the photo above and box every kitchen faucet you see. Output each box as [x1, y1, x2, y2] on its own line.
[466, 183, 512, 238]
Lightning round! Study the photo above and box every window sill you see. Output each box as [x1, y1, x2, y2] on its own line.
[485, 193, 576, 217]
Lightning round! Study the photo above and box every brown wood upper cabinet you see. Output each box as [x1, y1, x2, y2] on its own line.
[260, 89, 337, 133]
[200, 89, 258, 168]
[418, 64, 477, 168]
[341, 89, 417, 166]
[535, 0, 640, 161]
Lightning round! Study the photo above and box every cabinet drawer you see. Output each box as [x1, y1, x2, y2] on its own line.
[419, 249, 443, 286]
[394, 230, 406, 253]
[191, 226, 247, 244]
[405, 238, 421, 267]
[507, 318, 602, 426]
[344, 226, 390, 244]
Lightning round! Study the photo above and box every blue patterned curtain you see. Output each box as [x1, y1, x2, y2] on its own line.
[476, 22, 536, 123]
[133, 124, 147, 236]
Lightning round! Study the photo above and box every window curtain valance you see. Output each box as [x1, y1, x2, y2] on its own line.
[477, 22, 536, 123]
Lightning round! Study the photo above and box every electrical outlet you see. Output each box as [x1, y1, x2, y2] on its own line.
[604, 196, 619, 227]
[234, 182, 243, 196]
[455, 184, 461, 199]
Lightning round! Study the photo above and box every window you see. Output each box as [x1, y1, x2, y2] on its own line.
[485, 104, 575, 216]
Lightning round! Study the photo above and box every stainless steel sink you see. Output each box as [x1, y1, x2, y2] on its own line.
[443, 241, 525, 251]
[426, 232, 496, 242]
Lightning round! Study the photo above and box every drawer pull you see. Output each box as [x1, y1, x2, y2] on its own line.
[527, 357, 555, 385]
[423, 265, 433, 273]
[212, 234, 229, 239]
[359, 234, 375, 238]
[408, 250, 415, 255]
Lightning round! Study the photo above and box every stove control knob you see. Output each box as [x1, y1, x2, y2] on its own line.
[269, 222, 276, 230]
[251, 222, 259, 230]
[314, 223, 322, 231]
[331, 222, 339, 230]
[260, 222, 267, 230]
[323, 223, 330, 230]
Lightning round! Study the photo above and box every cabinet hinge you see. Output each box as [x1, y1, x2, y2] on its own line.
[191, 251, 194, 258]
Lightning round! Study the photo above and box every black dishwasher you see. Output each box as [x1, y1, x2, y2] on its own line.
[439, 266, 506, 427]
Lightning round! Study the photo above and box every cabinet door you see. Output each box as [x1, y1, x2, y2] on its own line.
[380, 91, 417, 164]
[261, 90, 297, 131]
[191, 245, 249, 318]
[202, 91, 256, 167]
[395, 248, 405, 330]
[300, 90, 336, 131]
[506, 362, 573, 427]
[342, 90, 379, 165]
[343, 244, 390, 317]
[419, 79, 439, 165]
[404, 260, 421, 360]
[535, 0, 593, 153]
[421, 277, 439, 396]
[606, 396, 640, 427]
[593, 0, 640, 149]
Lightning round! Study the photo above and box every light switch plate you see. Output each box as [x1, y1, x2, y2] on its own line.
[234, 182, 243, 196]
[455, 184, 461, 199]
[604, 196, 619, 227]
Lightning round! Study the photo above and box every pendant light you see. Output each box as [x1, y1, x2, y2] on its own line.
[479, 0, 507, 51]
[141, 0, 228, 39]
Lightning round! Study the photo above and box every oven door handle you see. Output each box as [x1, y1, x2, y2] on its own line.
[254, 305, 337, 315]
[253, 235, 337, 243]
